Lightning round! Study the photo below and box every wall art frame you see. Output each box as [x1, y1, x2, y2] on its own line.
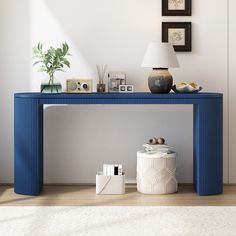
[162, 22, 192, 52]
[162, 0, 191, 16]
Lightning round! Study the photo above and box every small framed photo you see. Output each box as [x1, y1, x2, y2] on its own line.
[119, 85, 134, 93]
[162, 0, 191, 16]
[162, 22, 192, 52]
[108, 72, 126, 93]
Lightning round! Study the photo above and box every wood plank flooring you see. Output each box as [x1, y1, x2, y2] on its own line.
[1, 185, 236, 206]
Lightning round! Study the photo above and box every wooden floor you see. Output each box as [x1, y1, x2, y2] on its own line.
[1, 185, 236, 206]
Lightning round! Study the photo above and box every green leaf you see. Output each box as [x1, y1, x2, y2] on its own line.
[62, 43, 69, 55]
[32, 61, 43, 66]
[62, 59, 70, 68]
[37, 43, 43, 54]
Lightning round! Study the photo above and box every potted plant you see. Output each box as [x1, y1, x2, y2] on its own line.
[32, 42, 71, 93]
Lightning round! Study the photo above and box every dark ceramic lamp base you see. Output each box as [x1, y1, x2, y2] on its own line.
[148, 68, 173, 94]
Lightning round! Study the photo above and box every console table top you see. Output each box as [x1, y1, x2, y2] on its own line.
[15, 92, 223, 99]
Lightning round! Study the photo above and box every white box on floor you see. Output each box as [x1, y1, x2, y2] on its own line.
[96, 172, 125, 195]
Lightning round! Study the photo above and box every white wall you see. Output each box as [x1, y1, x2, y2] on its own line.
[229, 0, 236, 182]
[0, 0, 30, 183]
[0, 0, 231, 184]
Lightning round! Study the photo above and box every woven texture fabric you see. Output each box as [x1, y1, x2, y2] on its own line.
[1, 206, 236, 236]
[137, 153, 177, 194]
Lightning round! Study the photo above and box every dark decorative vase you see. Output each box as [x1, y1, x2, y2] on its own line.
[148, 68, 173, 93]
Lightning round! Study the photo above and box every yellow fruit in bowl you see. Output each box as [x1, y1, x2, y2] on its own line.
[189, 82, 198, 88]
[177, 82, 187, 88]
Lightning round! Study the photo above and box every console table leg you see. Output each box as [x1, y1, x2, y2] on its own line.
[193, 98, 223, 195]
[14, 98, 43, 195]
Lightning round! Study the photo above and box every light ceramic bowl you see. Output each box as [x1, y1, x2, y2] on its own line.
[172, 84, 202, 93]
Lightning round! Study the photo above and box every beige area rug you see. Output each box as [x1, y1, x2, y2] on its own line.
[0, 206, 236, 236]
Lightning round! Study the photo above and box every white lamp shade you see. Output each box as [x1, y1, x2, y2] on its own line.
[141, 42, 179, 68]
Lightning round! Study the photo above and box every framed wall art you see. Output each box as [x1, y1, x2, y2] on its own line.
[162, 0, 191, 16]
[162, 22, 192, 52]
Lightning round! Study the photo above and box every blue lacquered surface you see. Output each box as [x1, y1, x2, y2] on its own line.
[14, 92, 223, 196]
[15, 92, 222, 99]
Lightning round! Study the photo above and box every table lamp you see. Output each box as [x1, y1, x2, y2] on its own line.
[141, 42, 179, 93]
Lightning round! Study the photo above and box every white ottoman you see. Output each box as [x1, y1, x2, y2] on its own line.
[137, 150, 178, 194]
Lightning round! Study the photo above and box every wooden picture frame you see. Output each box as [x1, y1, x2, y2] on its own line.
[162, 0, 191, 16]
[162, 22, 192, 52]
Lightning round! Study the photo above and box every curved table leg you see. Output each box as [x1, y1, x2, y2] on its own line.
[14, 98, 43, 195]
[194, 98, 223, 195]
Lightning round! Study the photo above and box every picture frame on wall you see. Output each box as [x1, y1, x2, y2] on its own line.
[162, 22, 192, 52]
[162, 0, 191, 16]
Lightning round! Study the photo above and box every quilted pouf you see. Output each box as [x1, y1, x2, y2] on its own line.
[137, 150, 178, 194]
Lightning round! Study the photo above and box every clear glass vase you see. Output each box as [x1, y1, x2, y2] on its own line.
[40, 76, 62, 93]
[40, 83, 62, 93]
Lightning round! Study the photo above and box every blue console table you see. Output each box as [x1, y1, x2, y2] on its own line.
[14, 92, 223, 196]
